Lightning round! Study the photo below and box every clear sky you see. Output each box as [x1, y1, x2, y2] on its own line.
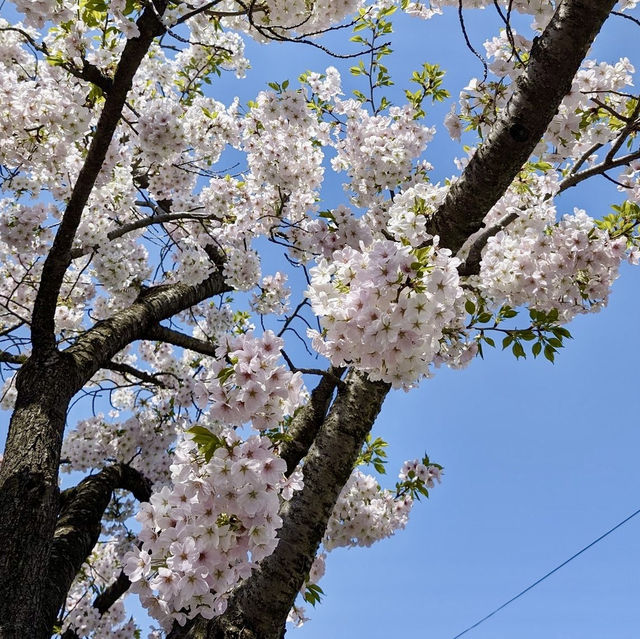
[1, 4, 639, 639]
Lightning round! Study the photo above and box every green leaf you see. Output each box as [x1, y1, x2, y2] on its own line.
[217, 366, 234, 384]
[532, 341, 542, 358]
[512, 342, 526, 359]
[465, 299, 476, 314]
[303, 583, 325, 607]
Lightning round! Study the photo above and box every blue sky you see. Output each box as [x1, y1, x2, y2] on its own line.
[1, 3, 639, 638]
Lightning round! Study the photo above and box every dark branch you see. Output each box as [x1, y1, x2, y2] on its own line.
[0, 351, 26, 365]
[144, 323, 219, 357]
[279, 366, 345, 476]
[30, 3, 168, 353]
[104, 361, 168, 387]
[63, 265, 230, 392]
[44, 464, 152, 635]
[428, 0, 618, 254]
[558, 148, 640, 193]
[69, 212, 214, 260]
[93, 570, 132, 616]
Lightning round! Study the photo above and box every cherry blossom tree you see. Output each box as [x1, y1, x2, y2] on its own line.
[0, 1, 638, 638]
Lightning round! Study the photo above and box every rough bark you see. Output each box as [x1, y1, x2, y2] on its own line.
[43, 465, 152, 634]
[279, 366, 345, 476]
[178, 372, 390, 639]
[0, 353, 78, 639]
[429, 0, 617, 254]
[66, 273, 229, 383]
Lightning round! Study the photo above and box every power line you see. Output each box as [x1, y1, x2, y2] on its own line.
[452, 506, 640, 639]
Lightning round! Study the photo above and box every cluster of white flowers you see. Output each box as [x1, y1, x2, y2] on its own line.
[398, 459, 443, 486]
[223, 247, 261, 291]
[304, 66, 342, 101]
[199, 331, 305, 429]
[250, 272, 291, 315]
[225, 0, 362, 37]
[387, 182, 449, 246]
[617, 160, 640, 204]
[177, 16, 250, 79]
[11, 0, 74, 28]
[92, 238, 151, 300]
[190, 302, 236, 343]
[331, 103, 435, 206]
[243, 89, 327, 218]
[480, 209, 631, 320]
[281, 205, 373, 264]
[136, 99, 186, 164]
[307, 239, 464, 388]
[0, 199, 53, 254]
[123, 431, 303, 629]
[323, 470, 411, 550]
[391, 0, 555, 30]
[61, 410, 177, 484]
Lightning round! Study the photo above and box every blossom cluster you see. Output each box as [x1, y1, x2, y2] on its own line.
[480, 209, 630, 321]
[307, 239, 464, 388]
[124, 431, 303, 629]
[323, 456, 443, 552]
[250, 271, 291, 315]
[386, 182, 449, 246]
[242, 89, 327, 219]
[331, 103, 435, 206]
[61, 410, 177, 484]
[323, 470, 413, 550]
[220, 0, 361, 37]
[198, 331, 305, 429]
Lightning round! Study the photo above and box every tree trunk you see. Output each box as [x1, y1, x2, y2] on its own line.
[0, 354, 77, 639]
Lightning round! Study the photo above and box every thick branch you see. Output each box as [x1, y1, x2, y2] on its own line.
[30, 3, 168, 353]
[65, 269, 230, 389]
[428, 0, 617, 253]
[43, 464, 151, 635]
[182, 371, 390, 639]
[144, 323, 219, 357]
[279, 366, 345, 476]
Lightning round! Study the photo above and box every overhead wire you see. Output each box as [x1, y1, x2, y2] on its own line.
[452, 506, 640, 639]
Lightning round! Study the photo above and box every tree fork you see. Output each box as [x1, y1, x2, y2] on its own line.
[171, 372, 390, 639]
[430, 0, 618, 254]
